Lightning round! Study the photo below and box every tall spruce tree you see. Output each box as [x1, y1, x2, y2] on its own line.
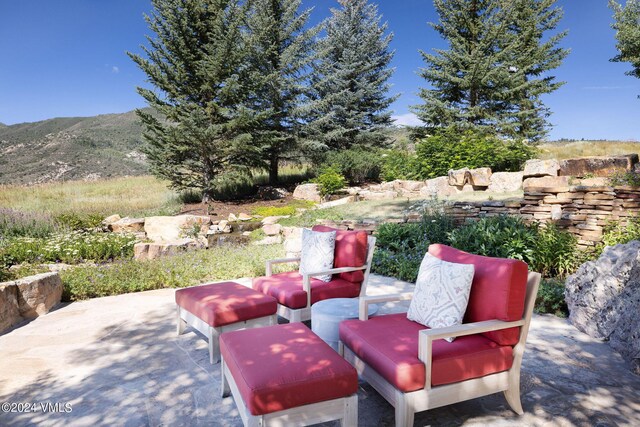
[129, 0, 260, 201]
[610, 0, 640, 82]
[245, 0, 317, 184]
[414, 0, 567, 141]
[307, 0, 398, 151]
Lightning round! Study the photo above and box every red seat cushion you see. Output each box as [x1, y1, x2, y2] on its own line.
[220, 323, 358, 415]
[312, 225, 368, 283]
[252, 271, 361, 309]
[429, 244, 528, 346]
[175, 281, 277, 328]
[339, 313, 514, 391]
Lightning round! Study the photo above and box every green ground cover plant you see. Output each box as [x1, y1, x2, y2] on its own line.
[60, 244, 284, 301]
[251, 200, 315, 217]
[0, 231, 137, 266]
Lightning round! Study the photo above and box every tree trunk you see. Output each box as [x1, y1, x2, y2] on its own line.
[269, 152, 279, 185]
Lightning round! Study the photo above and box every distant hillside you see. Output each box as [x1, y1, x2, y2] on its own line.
[0, 111, 150, 185]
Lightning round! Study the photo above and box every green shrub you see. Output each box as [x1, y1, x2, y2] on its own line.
[322, 147, 382, 184]
[278, 207, 345, 228]
[609, 170, 640, 187]
[380, 148, 416, 181]
[54, 212, 105, 231]
[534, 278, 568, 317]
[447, 216, 538, 263]
[0, 232, 137, 266]
[60, 244, 284, 301]
[600, 217, 640, 248]
[0, 208, 57, 238]
[413, 127, 536, 179]
[529, 224, 580, 278]
[313, 167, 347, 197]
[371, 213, 457, 282]
[179, 189, 203, 204]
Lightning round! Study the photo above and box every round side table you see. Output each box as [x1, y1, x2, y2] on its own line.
[311, 298, 378, 351]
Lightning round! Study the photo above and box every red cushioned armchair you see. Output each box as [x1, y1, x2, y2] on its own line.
[253, 225, 376, 322]
[339, 244, 541, 426]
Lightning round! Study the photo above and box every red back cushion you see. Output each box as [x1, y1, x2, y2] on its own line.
[312, 225, 368, 283]
[428, 244, 528, 346]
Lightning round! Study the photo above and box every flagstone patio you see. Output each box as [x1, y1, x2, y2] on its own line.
[1, 275, 639, 426]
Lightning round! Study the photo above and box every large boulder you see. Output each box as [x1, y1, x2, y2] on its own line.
[421, 176, 457, 198]
[523, 159, 560, 178]
[565, 241, 640, 371]
[523, 175, 570, 193]
[293, 183, 321, 202]
[0, 272, 63, 333]
[133, 239, 206, 261]
[144, 215, 211, 242]
[448, 168, 492, 187]
[488, 171, 523, 193]
[559, 154, 639, 178]
[109, 217, 145, 233]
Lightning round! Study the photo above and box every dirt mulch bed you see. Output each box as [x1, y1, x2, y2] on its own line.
[179, 196, 295, 220]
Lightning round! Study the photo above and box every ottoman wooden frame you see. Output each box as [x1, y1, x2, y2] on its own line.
[221, 360, 357, 427]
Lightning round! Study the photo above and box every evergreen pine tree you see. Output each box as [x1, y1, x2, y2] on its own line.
[128, 0, 260, 201]
[245, 0, 317, 184]
[500, 0, 568, 141]
[307, 0, 398, 152]
[414, 0, 567, 141]
[610, 0, 640, 81]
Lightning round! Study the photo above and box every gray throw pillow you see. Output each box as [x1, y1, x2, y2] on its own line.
[299, 229, 336, 282]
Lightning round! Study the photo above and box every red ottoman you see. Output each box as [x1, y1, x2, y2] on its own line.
[175, 281, 277, 364]
[220, 323, 358, 427]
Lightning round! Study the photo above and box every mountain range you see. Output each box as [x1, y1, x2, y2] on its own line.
[0, 111, 149, 185]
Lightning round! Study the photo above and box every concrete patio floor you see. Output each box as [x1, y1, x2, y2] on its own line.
[1, 275, 639, 427]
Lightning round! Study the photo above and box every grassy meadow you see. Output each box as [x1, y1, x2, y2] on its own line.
[537, 140, 640, 160]
[0, 176, 181, 218]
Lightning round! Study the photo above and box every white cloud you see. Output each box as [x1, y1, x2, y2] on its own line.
[111, 66, 120, 74]
[392, 113, 423, 127]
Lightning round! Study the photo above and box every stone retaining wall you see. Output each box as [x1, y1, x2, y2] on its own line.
[0, 272, 63, 333]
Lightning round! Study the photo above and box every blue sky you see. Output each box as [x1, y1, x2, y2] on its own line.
[0, 0, 638, 140]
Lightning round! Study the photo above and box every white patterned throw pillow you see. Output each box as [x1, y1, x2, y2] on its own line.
[407, 253, 475, 342]
[299, 229, 336, 282]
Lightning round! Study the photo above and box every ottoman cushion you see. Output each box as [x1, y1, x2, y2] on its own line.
[175, 282, 277, 328]
[220, 323, 358, 416]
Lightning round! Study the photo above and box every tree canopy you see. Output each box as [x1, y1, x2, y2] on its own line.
[610, 0, 640, 81]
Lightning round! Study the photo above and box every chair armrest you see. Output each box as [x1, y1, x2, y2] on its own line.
[358, 292, 414, 321]
[265, 257, 300, 276]
[418, 318, 526, 390]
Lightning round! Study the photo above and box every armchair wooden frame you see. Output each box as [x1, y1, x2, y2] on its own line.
[264, 236, 376, 323]
[340, 271, 541, 427]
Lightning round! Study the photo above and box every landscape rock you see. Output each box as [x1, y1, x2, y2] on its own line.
[469, 168, 492, 187]
[0, 284, 20, 332]
[421, 176, 458, 198]
[0, 272, 63, 333]
[293, 183, 321, 203]
[448, 168, 471, 186]
[523, 159, 560, 178]
[396, 180, 425, 192]
[523, 176, 570, 192]
[316, 195, 356, 209]
[261, 215, 289, 225]
[109, 217, 145, 233]
[15, 272, 63, 319]
[144, 215, 211, 242]
[565, 241, 640, 369]
[102, 214, 121, 226]
[488, 171, 524, 193]
[559, 154, 639, 177]
[262, 223, 282, 236]
[359, 190, 398, 201]
[134, 239, 205, 261]
[237, 213, 252, 221]
[227, 213, 238, 222]
[257, 186, 289, 200]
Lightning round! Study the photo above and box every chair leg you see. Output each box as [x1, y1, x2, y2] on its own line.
[220, 357, 230, 398]
[341, 394, 358, 427]
[395, 391, 414, 427]
[209, 327, 220, 364]
[176, 307, 186, 335]
[504, 371, 524, 415]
